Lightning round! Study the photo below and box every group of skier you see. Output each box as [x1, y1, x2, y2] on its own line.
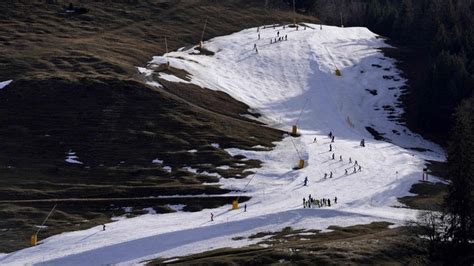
[325, 131, 365, 178]
[254, 24, 295, 54]
[303, 195, 338, 208]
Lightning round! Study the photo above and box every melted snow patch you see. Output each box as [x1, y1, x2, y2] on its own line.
[163, 166, 172, 173]
[182, 166, 199, 174]
[152, 158, 163, 165]
[137, 67, 153, 76]
[65, 150, 83, 165]
[158, 72, 190, 84]
[167, 204, 186, 212]
[146, 81, 163, 88]
[143, 208, 157, 215]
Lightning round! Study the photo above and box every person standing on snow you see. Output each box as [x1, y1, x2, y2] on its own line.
[313, 137, 317, 143]
[328, 131, 333, 138]
[277, 31, 280, 37]
[360, 139, 365, 147]
[211, 213, 214, 221]
[329, 144, 332, 152]
[339, 155, 343, 161]
[303, 197, 306, 208]
[285, 35, 287, 41]
[334, 197, 338, 204]
[349, 157, 352, 164]
[244, 204, 247, 212]
[353, 167, 357, 174]
[331, 136, 335, 142]
[329, 171, 333, 178]
[332, 153, 335, 160]
[258, 33, 260, 40]
[328, 199, 331, 207]
[324, 173, 327, 179]
[345, 169, 348, 175]
[358, 165, 362, 172]
[102, 224, 106, 231]
[304, 176, 308, 186]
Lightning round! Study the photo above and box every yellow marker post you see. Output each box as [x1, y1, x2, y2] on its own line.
[30, 234, 37, 246]
[292, 125, 298, 136]
[298, 159, 305, 169]
[298, 160, 304, 169]
[335, 69, 342, 76]
[232, 200, 239, 210]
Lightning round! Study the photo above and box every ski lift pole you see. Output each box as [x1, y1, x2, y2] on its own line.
[164, 36, 171, 69]
[199, 17, 209, 48]
[295, 98, 310, 126]
[324, 46, 341, 76]
[290, 136, 305, 169]
[32, 204, 57, 246]
[36, 204, 57, 236]
[292, 0, 296, 25]
[292, 98, 310, 136]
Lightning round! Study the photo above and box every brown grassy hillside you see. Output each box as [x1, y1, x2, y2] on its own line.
[0, 0, 318, 253]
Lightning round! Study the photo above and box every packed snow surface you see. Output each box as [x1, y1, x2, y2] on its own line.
[65, 150, 83, 165]
[1, 24, 444, 265]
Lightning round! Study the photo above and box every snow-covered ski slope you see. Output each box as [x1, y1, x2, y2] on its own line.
[1, 24, 445, 265]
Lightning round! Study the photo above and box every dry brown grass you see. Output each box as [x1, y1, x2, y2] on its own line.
[0, 0, 318, 81]
[148, 222, 428, 265]
[0, 0, 320, 253]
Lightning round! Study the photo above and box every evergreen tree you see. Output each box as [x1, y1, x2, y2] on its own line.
[431, 23, 449, 53]
[392, 0, 415, 42]
[445, 99, 474, 248]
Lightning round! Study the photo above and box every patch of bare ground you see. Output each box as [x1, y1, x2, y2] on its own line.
[147, 222, 428, 265]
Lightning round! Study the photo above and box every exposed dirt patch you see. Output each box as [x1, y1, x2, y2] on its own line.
[365, 126, 389, 141]
[148, 222, 428, 265]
